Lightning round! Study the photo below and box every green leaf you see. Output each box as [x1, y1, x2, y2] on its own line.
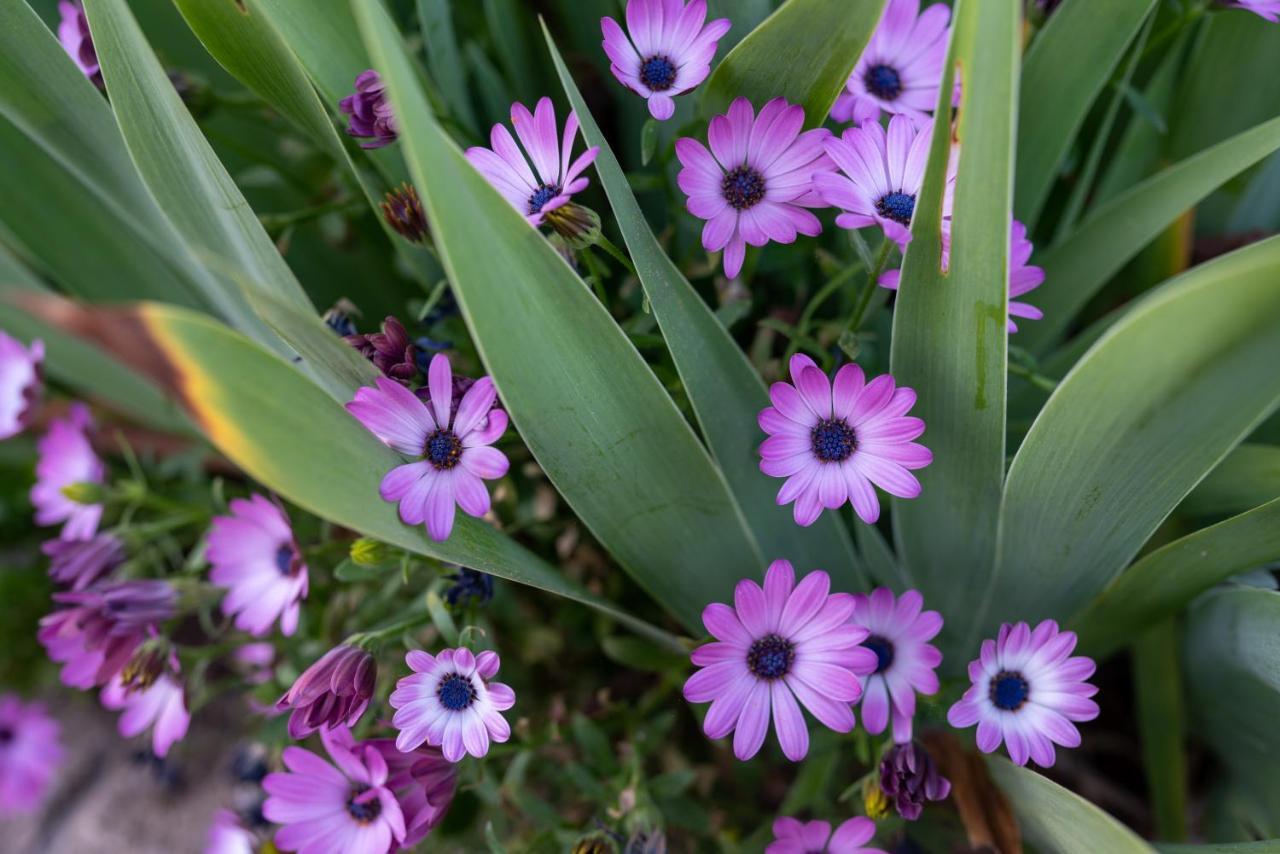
[352, 0, 762, 631]
[417, 0, 478, 136]
[1073, 498, 1280, 659]
[889, 0, 1018, 655]
[700, 0, 886, 126]
[993, 236, 1280, 627]
[640, 118, 659, 167]
[1133, 621, 1189, 843]
[987, 758, 1155, 853]
[544, 25, 861, 586]
[1014, 0, 1157, 226]
[1180, 444, 1280, 518]
[1020, 116, 1280, 354]
[853, 521, 904, 590]
[424, 590, 460, 645]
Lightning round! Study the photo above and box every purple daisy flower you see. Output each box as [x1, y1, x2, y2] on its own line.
[31, 403, 105, 541]
[339, 70, 398, 149]
[0, 332, 43, 440]
[830, 0, 951, 126]
[758, 355, 932, 527]
[466, 97, 600, 227]
[42, 532, 124, 590]
[57, 1, 102, 86]
[1233, 1, 1280, 21]
[389, 647, 516, 763]
[205, 809, 256, 854]
[675, 97, 832, 279]
[767, 816, 887, 854]
[683, 560, 876, 762]
[346, 355, 509, 542]
[208, 494, 310, 637]
[0, 694, 63, 817]
[276, 643, 377, 739]
[601, 0, 731, 120]
[850, 588, 942, 743]
[878, 741, 951, 821]
[38, 580, 175, 689]
[263, 726, 407, 854]
[816, 116, 956, 251]
[100, 671, 190, 758]
[947, 620, 1100, 768]
[365, 738, 458, 849]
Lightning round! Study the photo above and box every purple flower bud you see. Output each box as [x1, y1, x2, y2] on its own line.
[339, 70, 397, 149]
[878, 741, 952, 821]
[38, 580, 175, 689]
[56, 1, 102, 87]
[42, 533, 125, 590]
[345, 316, 418, 384]
[381, 183, 430, 244]
[276, 644, 376, 739]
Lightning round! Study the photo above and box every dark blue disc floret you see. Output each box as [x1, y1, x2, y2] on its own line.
[811, 418, 857, 463]
[640, 55, 678, 91]
[425, 429, 463, 470]
[865, 63, 903, 101]
[876, 191, 916, 226]
[346, 785, 383, 823]
[528, 183, 560, 215]
[864, 634, 895, 674]
[273, 544, 296, 575]
[721, 165, 766, 211]
[437, 672, 477, 711]
[990, 670, 1030, 711]
[747, 633, 795, 680]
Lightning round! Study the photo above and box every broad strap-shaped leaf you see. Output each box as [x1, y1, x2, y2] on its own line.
[700, 0, 886, 126]
[889, 0, 1018, 658]
[417, 0, 478, 136]
[1014, 0, 1157, 226]
[1074, 497, 1280, 659]
[352, 0, 763, 631]
[1179, 444, 1280, 517]
[543, 25, 862, 587]
[994, 236, 1280, 626]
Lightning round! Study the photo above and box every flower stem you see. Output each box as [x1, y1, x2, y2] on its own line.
[596, 234, 638, 276]
[844, 238, 895, 335]
[349, 610, 433, 648]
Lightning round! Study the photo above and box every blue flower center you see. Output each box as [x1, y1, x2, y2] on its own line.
[747, 633, 795, 680]
[346, 785, 382, 823]
[0, 728, 12, 744]
[528, 183, 560, 215]
[865, 63, 903, 101]
[810, 418, 856, 463]
[864, 634, 895, 674]
[273, 544, 296, 575]
[721, 165, 766, 211]
[425, 429, 463, 470]
[990, 670, 1030, 711]
[437, 672, 477, 711]
[640, 55, 677, 91]
[876, 191, 916, 226]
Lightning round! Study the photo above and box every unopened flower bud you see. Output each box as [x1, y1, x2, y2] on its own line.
[543, 202, 601, 250]
[381, 183, 430, 244]
[350, 537, 392, 567]
[61, 480, 107, 505]
[277, 643, 376, 738]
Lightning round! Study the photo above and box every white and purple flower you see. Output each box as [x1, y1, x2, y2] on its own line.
[100, 669, 191, 758]
[31, 403, 105, 540]
[0, 331, 43, 440]
[390, 647, 515, 763]
[767, 816, 887, 854]
[207, 494, 309, 637]
[850, 588, 942, 743]
[0, 694, 63, 817]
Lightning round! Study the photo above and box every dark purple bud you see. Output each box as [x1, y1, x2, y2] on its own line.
[381, 183, 430, 244]
[879, 741, 952, 821]
[276, 644, 376, 739]
[339, 69, 398, 149]
[54, 580, 178, 633]
[42, 533, 125, 590]
[38, 580, 174, 688]
[345, 316, 418, 384]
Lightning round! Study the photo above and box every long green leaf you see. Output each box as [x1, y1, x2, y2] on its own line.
[1133, 621, 1188, 842]
[352, 0, 762, 631]
[700, 0, 885, 126]
[993, 236, 1280, 626]
[417, 0, 477, 136]
[889, 0, 1018, 656]
[1020, 116, 1280, 354]
[1180, 444, 1280, 517]
[543, 25, 862, 587]
[1014, 0, 1157, 226]
[1073, 498, 1280, 658]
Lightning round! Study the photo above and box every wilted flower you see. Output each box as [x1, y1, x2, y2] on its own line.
[31, 403, 105, 540]
[57, 1, 102, 86]
[675, 97, 832, 279]
[346, 356, 510, 542]
[101, 666, 190, 758]
[444, 567, 494, 607]
[832, 0, 951, 126]
[339, 70, 398, 149]
[0, 694, 63, 817]
[345, 316, 419, 384]
[38, 579, 175, 689]
[766, 816, 886, 854]
[601, 0, 731, 120]
[466, 97, 600, 227]
[758, 355, 932, 526]
[42, 532, 124, 590]
[381, 183, 429, 244]
[878, 741, 951, 820]
[366, 737, 458, 848]
[683, 560, 876, 761]
[204, 808, 256, 854]
[263, 727, 406, 854]
[276, 643, 376, 739]
[850, 588, 942, 742]
[947, 620, 1099, 768]
[390, 647, 515, 762]
[1233, 1, 1280, 21]
[208, 494, 309, 637]
[0, 332, 43, 440]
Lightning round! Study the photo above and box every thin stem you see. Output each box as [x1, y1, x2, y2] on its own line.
[1007, 360, 1059, 393]
[844, 238, 895, 336]
[258, 198, 367, 232]
[349, 610, 434, 647]
[596, 234, 638, 276]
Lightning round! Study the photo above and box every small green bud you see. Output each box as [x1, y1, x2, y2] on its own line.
[60, 481, 106, 505]
[350, 537, 392, 567]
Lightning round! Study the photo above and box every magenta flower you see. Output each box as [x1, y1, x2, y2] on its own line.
[947, 620, 1100, 768]
[42, 532, 124, 590]
[56, 1, 102, 86]
[849, 588, 942, 743]
[758, 355, 932, 527]
[31, 403, 105, 540]
[767, 816, 887, 854]
[0, 694, 63, 817]
[466, 97, 600, 227]
[675, 97, 832, 278]
[683, 560, 876, 762]
[346, 355, 509, 542]
[100, 670, 190, 758]
[339, 70, 398, 149]
[38, 580, 175, 689]
[263, 727, 406, 854]
[0, 332, 43, 440]
[601, 0, 731, 120]
[204, 809, 256, 854]
[831, 0, 951, 126]
[389, 647, 515, 762]
[208, 494, 309, 637]
[366, 738, 458, 849]
[276, 643, 377, 739]
[1233, 1, 1280, 21]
